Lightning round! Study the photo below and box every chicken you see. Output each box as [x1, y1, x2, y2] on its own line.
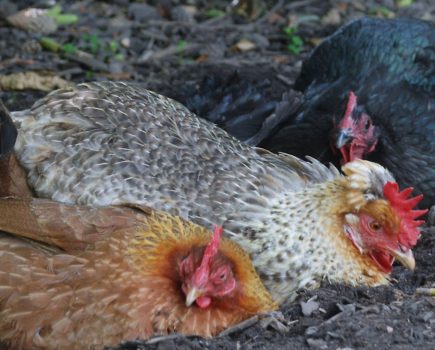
[0, 196, 276, 349]
[279, 16, 435, 208]
[0, 100, 17, 156]
[0, 101, 31, 198]
[179, 17, 435, 208]
[4, 81, 427, 303]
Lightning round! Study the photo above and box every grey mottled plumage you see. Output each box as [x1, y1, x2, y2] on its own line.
[10, 81, 419, 302]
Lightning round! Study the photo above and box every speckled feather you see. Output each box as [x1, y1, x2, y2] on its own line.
[0, 198, 276, 349]
[11, 81, 407, 302]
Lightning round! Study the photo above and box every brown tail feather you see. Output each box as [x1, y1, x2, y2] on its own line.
[0, 153, 32, 198]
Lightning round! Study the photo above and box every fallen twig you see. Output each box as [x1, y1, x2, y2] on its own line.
[416, 288, 435, 296]
[253, 0, 285, 25]
[64, 51, 109, 72]
[136, 43, 200, 64]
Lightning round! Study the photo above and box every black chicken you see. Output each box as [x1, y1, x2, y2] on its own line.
[181, 17, 435, 208]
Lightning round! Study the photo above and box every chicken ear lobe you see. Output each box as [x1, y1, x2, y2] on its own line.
[0, 197, 141, 252]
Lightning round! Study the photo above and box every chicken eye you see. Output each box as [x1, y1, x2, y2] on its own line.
[369, 221, 382, 232]
[364, 120, 371, 130]
[219, 272, 227, 280]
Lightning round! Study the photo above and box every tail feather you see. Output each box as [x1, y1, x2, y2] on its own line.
[0, 100, 31, 198]
[182, 72, 278, 143]
[181, 72, 303, 145]
[0, 100, 17, 156]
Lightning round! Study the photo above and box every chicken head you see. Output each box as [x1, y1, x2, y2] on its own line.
[333, 91, 379, 163]
[179, 226, 237, 309]
[342, 177, 427, 273]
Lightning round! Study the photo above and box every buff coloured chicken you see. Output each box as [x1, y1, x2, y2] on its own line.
[4, 81, 427, 304]
[0, 194, 276, 349]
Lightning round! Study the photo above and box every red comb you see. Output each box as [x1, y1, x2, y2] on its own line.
[193, 226, 223, 286]
[344, 91, 357, 119]
[383, 181, 428, 247]
[339, 91, 358, 130]
[202, 225, 223, 265]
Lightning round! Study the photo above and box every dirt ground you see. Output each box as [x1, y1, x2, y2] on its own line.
[0, 1, 434, 349]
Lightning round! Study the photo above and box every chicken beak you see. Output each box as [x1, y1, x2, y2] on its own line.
[336, 130, 353, 148]
[185, 287, 201, 307]
[391, 248, 416, 271]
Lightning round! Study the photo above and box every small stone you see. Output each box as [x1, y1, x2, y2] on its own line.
[170, 5, 195, 23]
[386, 326, 394, 333]
[300, 299, 320, 316]
[121, 37, 130, 48]
[427, 205, 435, 226]
[327, 331, 343, 339]
[128, 3, 161, 22]
[421, 311, 433, 322]
[305, 326, 319, 336]
[306, 338, 328, 349]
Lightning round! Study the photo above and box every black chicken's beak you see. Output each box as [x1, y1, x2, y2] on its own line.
[336, 130, 353, 148]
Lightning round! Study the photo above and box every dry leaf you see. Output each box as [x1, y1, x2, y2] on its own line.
[272, 55, 290, 64]
[307, 37, 325, 47]
[7, 8, 57, 34]
[321, 8, 341, 26]
[233, 39, 256, 52]
[0, 72, 72, 92]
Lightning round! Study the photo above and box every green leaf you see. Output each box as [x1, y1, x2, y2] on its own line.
[396, 0, 413, 7]
[177, 40, 187, 54]
[114, 53, 124, 61]
[39, 37, 62, 52]
[283, 26, 303, 55]
[205, 9, 226, 18]
[46, 5, 62, 17]
[287, 43, 302, 55]
[84, 34, 100, 54]
[63, 43, 77, 54]
[108, 40, 119, 53]
[85, 71, 95, 80]
[283, 26, 297, 36]
[46, 5, 79, 25]
[54, 14, 79, 25]
[291, 36, 303, 46]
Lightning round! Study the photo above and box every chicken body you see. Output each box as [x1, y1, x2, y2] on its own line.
[178, 17, 435, 208]
[9, 81, 425, 302]
[0, 199, 275, 349]
[283, 17, 435, 207]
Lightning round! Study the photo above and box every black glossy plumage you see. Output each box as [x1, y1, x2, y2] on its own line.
[265, 17, 435, 208]
[181, 71, 293, 144]
[184, 17, 435, 207]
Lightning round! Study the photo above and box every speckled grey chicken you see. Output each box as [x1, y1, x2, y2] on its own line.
[6, 81, 427, 303]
